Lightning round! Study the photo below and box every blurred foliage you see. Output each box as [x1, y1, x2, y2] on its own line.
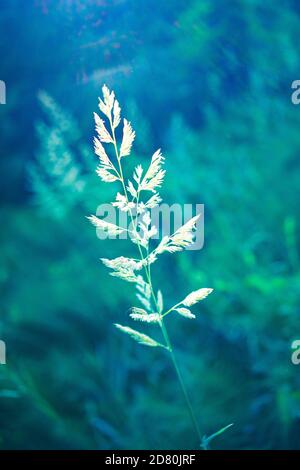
[1, 0, 300, 449]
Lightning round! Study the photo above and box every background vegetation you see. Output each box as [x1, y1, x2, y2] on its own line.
[1, 0, 300, 449]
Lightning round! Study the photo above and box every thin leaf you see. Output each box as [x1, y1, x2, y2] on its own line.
[201, 424, 234, 450]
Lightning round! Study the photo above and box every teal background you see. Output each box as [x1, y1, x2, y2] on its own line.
[1, 0, 300, 449]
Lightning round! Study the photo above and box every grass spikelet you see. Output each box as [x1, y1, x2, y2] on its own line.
[130, 309, 161, 324]
[174, 307, 195, 319]
[182, 288, 213, 307]
[120, 119, 135, 157]
[114, 324, 161, 347]
[87, 215, 125, 236]
[140, 149, 165, 192]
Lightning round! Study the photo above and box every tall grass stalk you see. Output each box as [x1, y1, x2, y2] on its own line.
[88, 85, 231, 448]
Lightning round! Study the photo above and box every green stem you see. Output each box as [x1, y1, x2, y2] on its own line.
[160, 318, 202, 442]
[147, 262, 202, 442]
[162, 302, 182, 318]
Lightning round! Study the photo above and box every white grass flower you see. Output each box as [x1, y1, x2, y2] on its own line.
[112, 192, 135, 211]
[140, 149, 165, 192]
[142, 211, 151, 227]
[120, 119, 135, 157]
[101, 257, 145, 284]
[96, 166, 119, 183]
[130, 308, 160, 324]
[113, 100, 121, 129]
[157, 290, 163, 313]
[98, 84, 115, 118]
[94, 113, 113, 143]
[114, 324, 161, 347]
[154, 214, 200, 255]
[126, 180, 137, 198]
[133, 164, 143, 184]
[169, 215, 200, 251]
[94, 137, 120, 183]
[137, 211, 158, 249]
[147, 252, 158, 265]
[144, 193, 162, 209]
[101, 256, 144, 272]
[94, 137, 110, 165]
[130, 307, 148, 316]
[182, 288, 214, 306]
[136, 276, 152, 311]
[102, 84, 114, 107]
[174, 307, 195, 319]
[130, 313, 160, 323]
[87, 215, 124, 236]
[110, 270, 139, 283]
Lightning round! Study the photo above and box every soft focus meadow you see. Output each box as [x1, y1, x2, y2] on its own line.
[1, 0, 300, 449]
